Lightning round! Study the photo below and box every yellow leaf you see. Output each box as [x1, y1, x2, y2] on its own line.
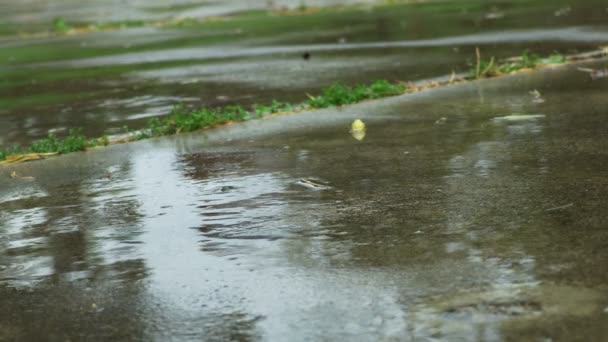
[350, 119, 366, 141]
[351, 119, 366, 132]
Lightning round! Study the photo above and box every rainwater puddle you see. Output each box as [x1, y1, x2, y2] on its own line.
[1, 61, 608, 340]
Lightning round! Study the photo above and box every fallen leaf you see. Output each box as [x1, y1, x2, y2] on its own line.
[350, 119, 366, 141]
[351, 119, 366, 131]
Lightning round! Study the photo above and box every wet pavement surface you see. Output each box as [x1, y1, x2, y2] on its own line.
[1, 60, 608, 341]
[1, 0, 608, 146]
[0, 0, 385, 27]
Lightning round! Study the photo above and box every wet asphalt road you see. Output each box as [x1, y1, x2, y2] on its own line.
[2, 59, 608, 341]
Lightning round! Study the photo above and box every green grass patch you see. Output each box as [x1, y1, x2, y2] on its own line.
[52, 17, 72, 32]
[28, 129, 89, 154]
[1, 129, 96, 161]
[254, 100, 295, 117]
[140, 104, 249, 138]
[0, 145, 20, 161]
[308, 80, 405, 108]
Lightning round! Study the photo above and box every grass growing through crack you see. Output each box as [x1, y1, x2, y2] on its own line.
[1, 146, 20, 161]
[308, 80, 405, 108]
[471, 48, 567, 78]
[27, 129, 89, 154]
[139, 104, 249, 138]
[0, 79, 408, 163]
[135, 79, 402, 140]
[1, 129, 107, 162]
[254, 100, 295, 117]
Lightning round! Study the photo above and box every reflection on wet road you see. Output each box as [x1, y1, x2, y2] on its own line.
[1, 62, 608, 340]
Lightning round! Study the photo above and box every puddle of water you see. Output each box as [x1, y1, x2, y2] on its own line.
[1, 61, 608, 340]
